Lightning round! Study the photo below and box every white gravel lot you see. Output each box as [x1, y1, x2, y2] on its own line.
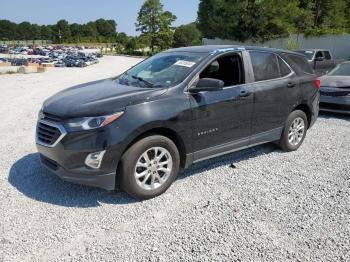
[0, 56, 349, 262]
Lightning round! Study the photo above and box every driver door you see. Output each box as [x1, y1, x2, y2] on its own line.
[188, 52, 254, 162]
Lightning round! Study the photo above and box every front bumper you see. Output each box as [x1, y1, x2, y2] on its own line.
[36, 121, 123, 191]
[320, 95, 350, 114]
[40, 154, 115, 190]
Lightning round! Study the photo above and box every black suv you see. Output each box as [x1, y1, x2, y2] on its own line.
[36, 46, 320, 199]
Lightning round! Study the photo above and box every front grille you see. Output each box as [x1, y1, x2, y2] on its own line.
[36, 121, 63, 146]
[42, 112, 64, 122]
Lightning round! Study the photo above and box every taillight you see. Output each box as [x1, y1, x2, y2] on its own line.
[314, 78, 320, 90]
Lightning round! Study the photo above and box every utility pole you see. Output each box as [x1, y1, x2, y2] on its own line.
[58, 29, 62, 44]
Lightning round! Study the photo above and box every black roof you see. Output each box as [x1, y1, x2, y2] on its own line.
[165, 45, 302, 56]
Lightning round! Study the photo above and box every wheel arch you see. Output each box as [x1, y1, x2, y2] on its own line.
[292, 103, 312, 128]
[120, 126, 188, 169]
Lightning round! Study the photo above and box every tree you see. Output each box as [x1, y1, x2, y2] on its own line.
[125, 36, 138, 51]
[82, 22, 98, 42]
[69, 23, 83, 43]
[198, 0, 260, 42]
[54, 19, 71, 43]
[173, 23, 202, 48]
[299, 0, 349, 36]
[136, 0, 176, 51]
[40, 25, 53, 40]
[0, 20, 18, 40]
[116, 32, 128, 46]
[0, 19, 118, 43]
[95, 19, 117, 42]
[197, 0, 350, 42]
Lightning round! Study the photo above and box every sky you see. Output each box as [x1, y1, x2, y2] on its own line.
[0, 0, 200, 35]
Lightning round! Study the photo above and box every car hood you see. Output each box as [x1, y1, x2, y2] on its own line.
[319, 76, 350, 97]
[43, 78, 167, 118]
[320, 76, 350, 88]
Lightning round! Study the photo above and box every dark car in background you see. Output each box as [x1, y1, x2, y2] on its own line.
[11, 58, 28, 66]
[295, 49, 344, 76]
[54, 61, 66, 67]
[319, 61, 350, 114]
[36, 45, 320, 200]
[0, 44, 8, 53]
[296, 49, 345, 76]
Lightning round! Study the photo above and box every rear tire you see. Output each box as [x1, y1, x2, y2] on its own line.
[119, 135, 180, 200]
[278, 110, 308, 152]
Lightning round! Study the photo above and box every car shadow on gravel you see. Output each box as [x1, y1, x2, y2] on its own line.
[8, 153, 137, 208]
[178, 144, 277, 180]
[9, 144, 277, 208]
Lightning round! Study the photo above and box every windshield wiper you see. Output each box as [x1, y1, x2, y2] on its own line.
[131, 75, 154, 88]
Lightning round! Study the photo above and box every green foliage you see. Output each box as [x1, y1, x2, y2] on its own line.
[173, 23, 202, 48]
[116, 32, 128, 46]
[304, 0, 349, 36]
[198, 0, 350, 42]
[0, 20, 17, 40]
[0, 19, 117, 43]
[287, 38, 300, 50]
[136, 0, 176, 51]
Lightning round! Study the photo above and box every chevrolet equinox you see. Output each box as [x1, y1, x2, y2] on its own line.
[36, 46, 320, 199]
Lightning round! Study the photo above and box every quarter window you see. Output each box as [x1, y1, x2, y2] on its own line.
[284, 54, 314, 74]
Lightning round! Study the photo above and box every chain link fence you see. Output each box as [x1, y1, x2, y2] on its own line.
[203, 34, 350, 59]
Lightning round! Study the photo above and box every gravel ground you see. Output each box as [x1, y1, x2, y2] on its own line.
[0, 56, 349, 262]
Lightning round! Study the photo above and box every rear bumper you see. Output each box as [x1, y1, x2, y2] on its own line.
[40, 154, 116, 190]
[309, 92, 320, 128]
[320, 95, 350, 114]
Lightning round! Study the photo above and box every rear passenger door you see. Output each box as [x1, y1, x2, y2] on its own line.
[248, 51, 298, 144]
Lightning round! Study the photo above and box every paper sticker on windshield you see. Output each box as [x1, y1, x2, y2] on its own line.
[305, 51, 313, 53]
[174, 60, 196, 68]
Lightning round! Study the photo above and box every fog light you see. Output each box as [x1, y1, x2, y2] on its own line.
[85, 150, 106, 169]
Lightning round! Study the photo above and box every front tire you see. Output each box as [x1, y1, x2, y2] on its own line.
[278, 110, 308, 152]
[119, 135, 180, 200]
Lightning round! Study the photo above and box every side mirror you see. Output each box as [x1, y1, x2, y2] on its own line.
[190, 78, 224, 93]
[315, 57, 324, 62]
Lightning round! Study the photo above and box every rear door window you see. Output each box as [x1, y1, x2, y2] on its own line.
[278, 57, 292, 77]
[324, 51, 332, 60]
[315, 51, 324, 59]
[249, 51, 280, 81]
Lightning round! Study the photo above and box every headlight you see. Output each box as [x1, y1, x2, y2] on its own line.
[66, 111, 124, 131]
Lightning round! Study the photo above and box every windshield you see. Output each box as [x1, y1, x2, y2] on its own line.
[328, 63, 350, 76]
[295, 50, 315, 60]
[118, 52, 206, 88]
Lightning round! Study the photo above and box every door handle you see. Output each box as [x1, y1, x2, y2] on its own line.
[287, 82, 296, 88]
[239, 90, 251, 98]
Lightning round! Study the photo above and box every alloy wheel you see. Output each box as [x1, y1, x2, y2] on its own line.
[134, 147, 173, 190]
[288, 117, 305, 146]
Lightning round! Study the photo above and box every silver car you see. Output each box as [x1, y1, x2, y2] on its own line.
[319, 61, 350, 114]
